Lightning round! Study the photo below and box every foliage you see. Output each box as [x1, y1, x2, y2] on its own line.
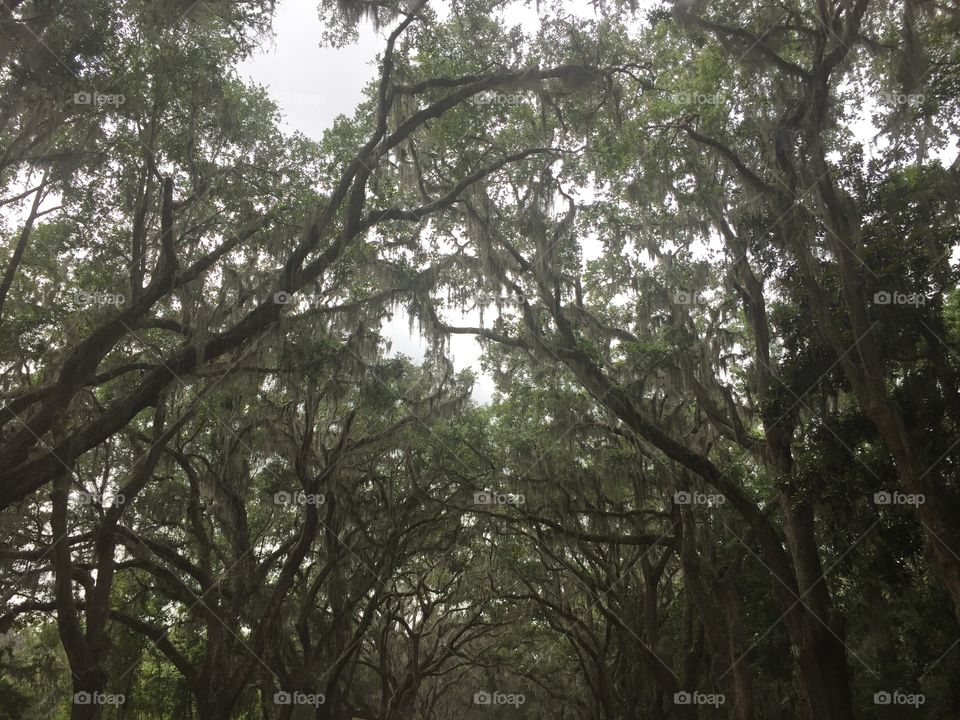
[1, 0, 959, 718]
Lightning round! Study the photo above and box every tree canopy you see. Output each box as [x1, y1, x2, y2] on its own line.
[1, 0, 959, 718]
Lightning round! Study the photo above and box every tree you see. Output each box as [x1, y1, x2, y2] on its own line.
[2, 0, 958, 718]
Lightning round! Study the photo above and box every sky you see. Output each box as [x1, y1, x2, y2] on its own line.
[238, 0, 503, 401]
[237, 0, 610, 404]
[238, 0, 959, 403]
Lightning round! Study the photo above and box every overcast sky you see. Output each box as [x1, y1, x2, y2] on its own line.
[237, 0, 616, 403]
[238, 0, 958, 404]
[239, 0, 502, 402]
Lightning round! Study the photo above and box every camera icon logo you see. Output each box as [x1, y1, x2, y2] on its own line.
[674, 691, 692, 705]
[73, 92, 92, 105]
[874, 691, 892, 705]
[473, 691, 492, 705]
[873, 291, 892, 305]
[674, 491, 692, 505]
[873, 491, 892, 505]
[273, 691, 292, 705]
[273, 291, 293, 304]
[73, 691, 92, 705]
[474, 491, 492, 505]
[274, 491, 291, 505]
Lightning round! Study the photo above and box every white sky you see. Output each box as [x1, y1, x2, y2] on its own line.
[0, 1, 951, 407]
[238, 0, 611, 403]
[235, 0, 960, 402]
[238, 0, 501, 401]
